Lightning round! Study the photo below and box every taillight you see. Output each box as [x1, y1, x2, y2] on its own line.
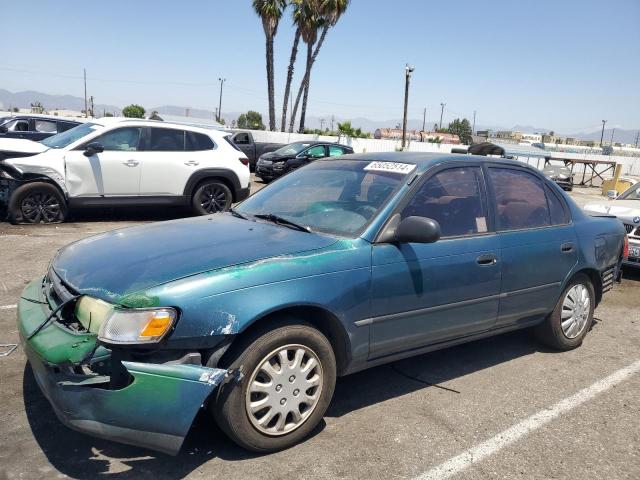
[239, 157, 249, 166]
[623, 235, 629, 259]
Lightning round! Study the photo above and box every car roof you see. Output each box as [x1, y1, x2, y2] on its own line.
[337, 151, 541, 173]
[91, 117, 230, 137]
[1, 113, 84, 123]
[288, 140, 352, 147]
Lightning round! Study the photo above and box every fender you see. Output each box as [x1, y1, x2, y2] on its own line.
[0, 163, 69, 198]
[183, 169, 241, 198]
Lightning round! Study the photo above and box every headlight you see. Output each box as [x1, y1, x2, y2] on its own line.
[78, 297, 178, 345]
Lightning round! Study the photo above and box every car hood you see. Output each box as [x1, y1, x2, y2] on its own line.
[52, 214, 338, 303]
[0, 137, 48, 155]
[584, 200, 640, 219]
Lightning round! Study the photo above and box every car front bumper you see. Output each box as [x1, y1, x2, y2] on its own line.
[18, 278, 229, 455]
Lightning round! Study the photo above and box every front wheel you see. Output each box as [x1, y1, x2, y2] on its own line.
[534, 274, 595, 350]
[212, 321, 336, 452]
[191, 181, 232, 215]
[8, 182, 67, 224]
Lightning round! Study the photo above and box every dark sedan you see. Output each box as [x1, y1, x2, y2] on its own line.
[0, 115, 82, 141]
[255, 141, 353, 181]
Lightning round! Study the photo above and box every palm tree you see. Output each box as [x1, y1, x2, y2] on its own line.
[289, 0, 349, 132]
[280, 2, 302, 132]
[253, 0, 287, 131]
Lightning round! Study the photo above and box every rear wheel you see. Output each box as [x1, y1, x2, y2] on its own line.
[8, 182, 67, 224]
[191, 180, 232, 215]
[212, 320, 336, 452]
[534, 274, 595, 350]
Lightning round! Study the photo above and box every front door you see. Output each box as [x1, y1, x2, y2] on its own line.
[369, 166, 501, 359]
[485, 166, 578, 326]
[65, 126, 143, 197]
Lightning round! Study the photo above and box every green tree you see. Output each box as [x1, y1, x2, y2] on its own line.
[253, 0, 287, 131]
[237, 111, 266, 130]
[122, 104, 145, 118]
[336, 120, 370, 138]
[447, 118, 473, 145]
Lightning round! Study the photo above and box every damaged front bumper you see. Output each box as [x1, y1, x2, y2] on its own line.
[18, 278, 229, 455]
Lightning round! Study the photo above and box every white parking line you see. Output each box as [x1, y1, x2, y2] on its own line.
[0, 304, 17, 310]
[415, 359, 640, 480]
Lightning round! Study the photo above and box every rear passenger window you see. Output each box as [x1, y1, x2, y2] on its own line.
[488, 168, 550, 230]
[148, 128, 185, 151]
[35, 120, 57, 133]
[401, 167, 488, 237]
[328, 145, 346, 157]
[546, 186, 569, 225]
[186, 131, 215, 151]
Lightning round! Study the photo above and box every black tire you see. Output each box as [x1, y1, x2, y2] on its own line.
[534, 273, 595, 350]
[191, 180, 233, 215]
[8, 182, 67, 224]
[212, 319, 336, 452]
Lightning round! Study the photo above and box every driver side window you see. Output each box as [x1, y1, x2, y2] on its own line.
[92, 127, 142, 151]
[401, 167, 489, 238]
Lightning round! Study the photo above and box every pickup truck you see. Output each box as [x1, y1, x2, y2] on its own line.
[229, 131, 283, 170]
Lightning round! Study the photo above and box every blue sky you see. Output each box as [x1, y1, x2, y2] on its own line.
[1, 0, 639, 132]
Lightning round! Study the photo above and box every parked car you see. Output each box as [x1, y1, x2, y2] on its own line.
[229, 130, 283, 170]
[17, 153, 625, 454]
[256, 141, 354, 181]
[0, 118, 250, 223]
[542, 163, 574, 191]
[0, 114, 82, 141]
[584, 182, 640, 268]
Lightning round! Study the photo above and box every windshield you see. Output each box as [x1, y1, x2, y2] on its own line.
[237, 159, 411, 236]
[618, 183, 640, 200]
[274, 142, 312, 156]
[40, 122, 101, 149]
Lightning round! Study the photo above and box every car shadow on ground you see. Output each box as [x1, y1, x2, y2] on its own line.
[23, 329, 552, 479]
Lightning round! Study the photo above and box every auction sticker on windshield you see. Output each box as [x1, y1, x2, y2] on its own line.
[364, 161, 416, 174]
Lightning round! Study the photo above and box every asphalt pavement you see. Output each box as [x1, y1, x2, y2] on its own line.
[0, 181, 638, 480]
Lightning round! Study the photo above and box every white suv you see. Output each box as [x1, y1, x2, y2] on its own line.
[0, 118, 250, 223]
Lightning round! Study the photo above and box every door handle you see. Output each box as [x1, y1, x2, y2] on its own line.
[561, 242, 574, 253]
[476, 253, 498, 265]
[184, 160, 199, 166]
[123, 160, 139, 167]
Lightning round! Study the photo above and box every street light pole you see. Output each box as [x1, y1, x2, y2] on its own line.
[439, 102, 446, 130]
[422, 107, 426, 132]
[401, 64, 414, 149]
[472, 110, 476, 134]
[610, 128, 615, 146]
[217, 78, 226, 123]
[600, 120, 607, 147]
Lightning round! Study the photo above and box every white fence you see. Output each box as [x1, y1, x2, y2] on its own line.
[247, 130, 640, 178]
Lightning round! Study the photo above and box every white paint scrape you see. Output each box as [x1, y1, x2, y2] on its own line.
[415, 359, 640, 480]
[0, 304, 17, 310]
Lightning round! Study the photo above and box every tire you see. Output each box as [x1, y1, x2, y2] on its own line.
[212, 320, 336, 452]
[8, 182, 67, 224]
[534, 273, 595, 350]
[191, 180, 233, 215]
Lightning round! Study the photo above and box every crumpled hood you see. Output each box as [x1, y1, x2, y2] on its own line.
[0, 137, 48, 156]
[584, 200, 640, 218]
[53, 214, 338, 303]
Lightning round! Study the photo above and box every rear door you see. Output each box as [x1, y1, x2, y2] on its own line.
[65, 126, 143, 196]
[485, 165, 577, 326]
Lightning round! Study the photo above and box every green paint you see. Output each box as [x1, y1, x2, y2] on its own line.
[119, 292, 161, 308]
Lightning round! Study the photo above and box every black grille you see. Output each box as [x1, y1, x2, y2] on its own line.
[623, 223, 634, 234]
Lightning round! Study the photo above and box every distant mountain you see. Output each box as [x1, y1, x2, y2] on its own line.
[0, 89, 120, 115]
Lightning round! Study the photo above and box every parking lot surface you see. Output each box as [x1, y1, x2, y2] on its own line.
[0, 181, 638, 479]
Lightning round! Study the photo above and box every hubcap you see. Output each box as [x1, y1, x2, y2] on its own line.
[199, 185, 228, 213]
[561, 284, 591, 339]
[21, 192, 62, 223]
[246, 344, 323, 436]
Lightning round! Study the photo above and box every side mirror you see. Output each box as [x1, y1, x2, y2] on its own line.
[378, 215, 441, 244]
[83, 142, 104, 157]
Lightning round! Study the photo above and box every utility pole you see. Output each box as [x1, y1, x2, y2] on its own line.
[331, 115, 335, 132]
[635, 131, 639, 148]
[217, 78, 226, 123]
[600, 120, 607, 147]
[401, 64, 414, 149]
[422, 107, 426, 132]
[439, 102, 446, 130]
[83, 68, 88, 118]
[89, 96, 94, 118]
[320, 118, 325, 131]
[610, 128, 615, 146]
[472, 110, 477, 134]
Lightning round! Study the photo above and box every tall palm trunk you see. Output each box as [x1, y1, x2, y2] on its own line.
[290, 24, 330, 132]
[266, 34, 276, 131]
[280, 29, 301, 132]
[298, 43, 313, 132]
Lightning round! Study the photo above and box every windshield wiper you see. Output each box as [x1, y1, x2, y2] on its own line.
[229, 207, 248, 220]
[253, 213, 311, 233]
